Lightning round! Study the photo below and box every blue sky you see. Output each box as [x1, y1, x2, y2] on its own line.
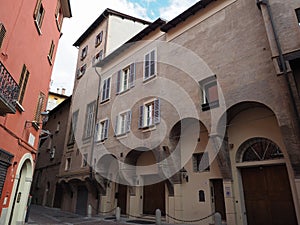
[50, 0, 199, 95]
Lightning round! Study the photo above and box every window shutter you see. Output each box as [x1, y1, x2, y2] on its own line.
[102, 79, 107, 101]
[199, 152, 209, 171]
[106, 77, 111, 100]
[34, 92, 45, 122]
[150, 50, 155, 76]
[138, 105, 144, 129]
[33, 0, 42, 18]
[116, 70, 121, 94]
[144, 54, 149, 79]
[126, 110, 132, 132]
[115, 115, 119, 135]
[129, 63, 136, 88]
[0, 23, 6, 49]
[192, 155, 198, 172]
[154, 98, 160, 124]
[104, 119, 109, 139]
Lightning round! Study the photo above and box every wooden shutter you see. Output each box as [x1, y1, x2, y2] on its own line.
[104, 119, 109, 139]
[138, 105, 144, 129]
[126, 111, 132, 132]
[199, 152, 209, 171]
[192, 154, 198, 172]
[34, 92, 45, 122]
[150, 50, 155, 76]
[116, 70, 121, 94]
[129, 63, 136, 88]
[154, 98, 160, 124]
[115, 115, 119, 135]
[33, 0, 42, 18]
[0, 23, 6, 49]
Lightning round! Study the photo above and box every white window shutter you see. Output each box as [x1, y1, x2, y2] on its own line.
[154, 98, 160, 124]
[144, 54, 149, 79]
[106, 78, 111, 100]
[126, 110, 132, 132]
[104, 119, 109, 139]
[129, 63, 136, 88]
[117, 70, 121, 94]
[102, 79, 107, 101]
[138, 105, 144, 129]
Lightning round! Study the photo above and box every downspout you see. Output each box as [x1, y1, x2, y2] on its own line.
[89, 66, 102, 214]
[257, 0, 300, 123]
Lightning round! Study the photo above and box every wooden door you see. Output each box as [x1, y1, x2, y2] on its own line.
[241, 165, 297, 225]
[75, 186, 88, 215]
[143, 181, 165, 215]
[211, 179, 226, 220]
[117, 184, 127, 215]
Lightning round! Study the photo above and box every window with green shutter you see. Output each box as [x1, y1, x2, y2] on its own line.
[0, 23, 6, 49]
[18, 65, 30, 105]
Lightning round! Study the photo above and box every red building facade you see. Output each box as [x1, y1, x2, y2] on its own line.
[0, 0, 71, 224]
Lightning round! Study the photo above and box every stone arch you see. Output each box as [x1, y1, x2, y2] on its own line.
[6, 153, 34, 225]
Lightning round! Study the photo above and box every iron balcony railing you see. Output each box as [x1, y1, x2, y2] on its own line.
[0, 61, 20, 115]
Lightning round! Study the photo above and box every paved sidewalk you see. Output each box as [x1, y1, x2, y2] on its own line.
[27, 204, 172, 225]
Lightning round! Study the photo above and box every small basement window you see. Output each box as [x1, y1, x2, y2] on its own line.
[296, 8, 300, 26]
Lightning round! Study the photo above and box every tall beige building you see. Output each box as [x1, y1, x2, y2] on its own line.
[60, 1, 300, 225]
[57, 8, 150, 215]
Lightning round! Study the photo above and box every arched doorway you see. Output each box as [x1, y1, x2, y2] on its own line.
[237, 138, 297, 225]
[124, 149, 166, 215]
[8, 156, 33, 225]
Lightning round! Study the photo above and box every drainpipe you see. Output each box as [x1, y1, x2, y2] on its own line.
[257, 0, 300, 123]
[88, 66, 102, 214]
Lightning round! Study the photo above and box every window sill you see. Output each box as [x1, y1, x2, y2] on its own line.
[115, 133, 128, 139]
[141, 125, 156, 132]
[201, 101, 219, 111]
[117, 88, 130, 96]
[143, 74, 157, 83]
[100, 99, 110, 104]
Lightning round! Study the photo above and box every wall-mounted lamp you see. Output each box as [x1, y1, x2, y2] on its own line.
[180, 167, 189, 183]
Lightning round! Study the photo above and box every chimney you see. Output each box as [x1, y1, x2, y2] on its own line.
[62, 88, 66, 95]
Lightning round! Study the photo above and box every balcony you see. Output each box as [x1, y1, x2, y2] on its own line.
[0, 61, 20, 116]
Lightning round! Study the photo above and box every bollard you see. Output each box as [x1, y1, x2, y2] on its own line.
[214, 212, 222, 225]
[116, 207, 121, 221]
[88, 204, 92, 218]
[155, 209, 161, 225]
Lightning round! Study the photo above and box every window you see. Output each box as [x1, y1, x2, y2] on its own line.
[144, 50, 156, 80]
[92, 50, 103, 65]
[96, 119, 109, 142]
[115, 110, 132, 136]
[77, 64, 87, 78]
[81, 46, 88, 60]
[95, 31, 103, 47]
[50, 147, 55, 160]
[192, 152, 209, 172]
[83, 101, 96, 140]
[18, 65, 30, 104]
[138, 99, 160, 129]
[296, 8, 300, 26]
[101, 77, 111, 102]
[0, 23, 6, 49]
[33, 0, 45, 34]
[82, 153, 88, 167]
[199, 190, 205, 202]
[68, 110, 79, 145]
[56, 121, 60, 133]
[117, 63, 135, 94]
[48, 41, 55, 65]
[34, 92, 46, 124]
[65, 157, 71, 171]
[55, 0, 63, 30]
[199, 76, 219, 111]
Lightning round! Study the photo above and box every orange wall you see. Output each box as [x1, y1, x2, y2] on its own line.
[0, 0, 66, 214]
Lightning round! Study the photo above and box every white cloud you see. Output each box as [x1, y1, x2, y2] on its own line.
[50, 0, 150, 96]
[159, 0, 198, 21]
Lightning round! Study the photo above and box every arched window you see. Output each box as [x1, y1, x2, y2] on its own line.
[236, 138, 284, 163]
